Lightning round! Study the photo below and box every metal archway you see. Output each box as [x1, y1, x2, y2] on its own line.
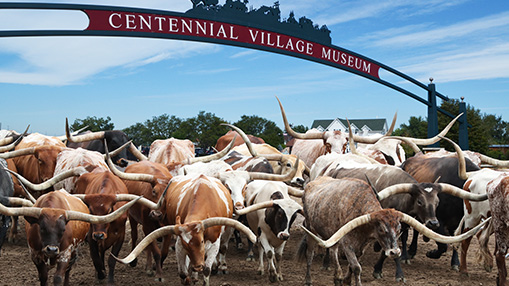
[0, 2, 469, 149]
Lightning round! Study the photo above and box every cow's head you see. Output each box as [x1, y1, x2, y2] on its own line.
[34, 146, 64, 182]
[83, 194, 120, 241]
[25, 209, 71, 258]
[264, 192, 303, 241]
[409, 183, 440, 229]
[369, 209, 402, 259]
[219, 171, 249, 211]
[175, 216, 207, 272]
[279, 155, 307, 187]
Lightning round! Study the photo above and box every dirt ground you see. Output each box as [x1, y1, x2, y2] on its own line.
[0, 215, 498, 286]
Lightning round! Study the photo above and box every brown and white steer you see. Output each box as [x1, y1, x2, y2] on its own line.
[236, 180, 303, 282]
[298, 176, 489, 286]
[215, 129, 265, 152]
[487, 174, 509, 286]
[148, 138, 195, 165]
[115, 174, 256, 286]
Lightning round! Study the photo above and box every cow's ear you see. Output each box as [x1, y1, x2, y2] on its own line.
[24, 216, 39, 225]
[176, 215, 182, 225]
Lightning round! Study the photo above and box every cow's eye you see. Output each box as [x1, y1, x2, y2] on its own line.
[417, 200, 423, 206]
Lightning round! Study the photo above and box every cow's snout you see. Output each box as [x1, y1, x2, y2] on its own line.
[292, 177, 305, 187]
[43, 245, 60, 257]
[192, 264, 204, 272]
[278, 232, 290, 241]
[93, 232, 106, 241]
[385, 248, 401, 259]
[149, 210, 163, 220]
[235, 202, 245, 211]
[426, 219, 440, 230]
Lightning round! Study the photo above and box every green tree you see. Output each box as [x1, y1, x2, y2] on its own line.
[234, 115, 284, 147]
[292, 124, 309, 134]
[175, 111, 227, 149]
[123, 122, 151, 146]
[70, 116, 114, 132]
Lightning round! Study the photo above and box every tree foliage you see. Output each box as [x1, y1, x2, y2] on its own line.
[395, 99, 509, 159]
[233, 115, 284, 148]
[70, 116, 114, 132]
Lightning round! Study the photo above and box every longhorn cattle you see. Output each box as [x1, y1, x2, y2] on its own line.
[400, 146, 481, 270]
[148, 137, 195, 165]
[0, 159, 14, 253]
[65, 119, 145, 167]
[73, 170, 134, 285]
[298, 176, 489, 286]
[236, 180, 303, 282]
[215, 129, 265, 151]
[107, 157, 172, 281]
[487, 174, 509, 286]
[0, 188, 138, 286]
[323, 159, 488, 281]
[115, 174, 257, 286]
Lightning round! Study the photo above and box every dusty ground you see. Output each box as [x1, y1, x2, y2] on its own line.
[0, 216, 498, 286]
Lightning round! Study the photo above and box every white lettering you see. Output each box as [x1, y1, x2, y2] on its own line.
[216, 25, 227, 38]
[267, 33, 275, 46]
[285, 38, 294, 50]
[196, 21, 206, 35]
[322, 47, 331, 60]
[363, 62, 371, 73]
[209, 22, 214, 36]
[348, 55, 354, 67]
[155, 17, 166, 31]
[333, 50, 340, 62]
[341, 53, 347, 64]
[296, 40, 305, 52]
[109, 13, 122, 29]
[139, 15, 151, 30]
[276, 35, 284, 48]
[182, 19, 192, 34]
[248, 29, 259, 42]
[229, 26, 238, 40]
[306, 42, 313, 55]
[169, 18, 178, 32]
[126, 14, 136, 29]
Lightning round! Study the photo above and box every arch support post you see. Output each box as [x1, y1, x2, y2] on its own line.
[459, 97, 469, 150]
[427, 79, 439, 147]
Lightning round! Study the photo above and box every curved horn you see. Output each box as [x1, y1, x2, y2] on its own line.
[400, 212, 490, 244]
[0, 202, 42, 218]
[377, 183, 414, 201]
[202, 217, 257, 243]
[287, 186, 304, 197]
[65, 196, 141, 223]
[0, 127, 27, 152]
[384, 136, 422, 154]
[301, 213, 373, 248]
[104, 140, 132, 160]
[66, 118, 105, 143]
[72, 194, 159, 210]
[347, 119, 380, 164]
[3, 166, 87, 191]
[128, 142, 148, 161]
[438, 183, 488, 201]
[113, 225, 177, 264]
[399, 113, 462, 146]
[0, 125, 29, 147]
[221, 123, 257, 156]
[105, 143, 155, 184]
[235, 200, 278, 215]
[153, 181, 172, 210]
[6, 197, 34, 207]
[188, 133, 238, 163]
[57, 124, 89, 141]
[276, 96, 324, 140]
[248, 157, 299, 181]
[439, 136, 471, 180]
[479, 154, 509, 168]
[385, 112, 397, 135]
[0, 147, 35, 159]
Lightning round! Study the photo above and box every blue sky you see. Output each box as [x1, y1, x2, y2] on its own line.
[0, 0, 508, 136]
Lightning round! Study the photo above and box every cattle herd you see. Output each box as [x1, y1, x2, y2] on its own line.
[0, 96, 508, 286]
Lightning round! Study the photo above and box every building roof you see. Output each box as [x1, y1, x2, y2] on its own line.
[311, 118, 387, 132]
